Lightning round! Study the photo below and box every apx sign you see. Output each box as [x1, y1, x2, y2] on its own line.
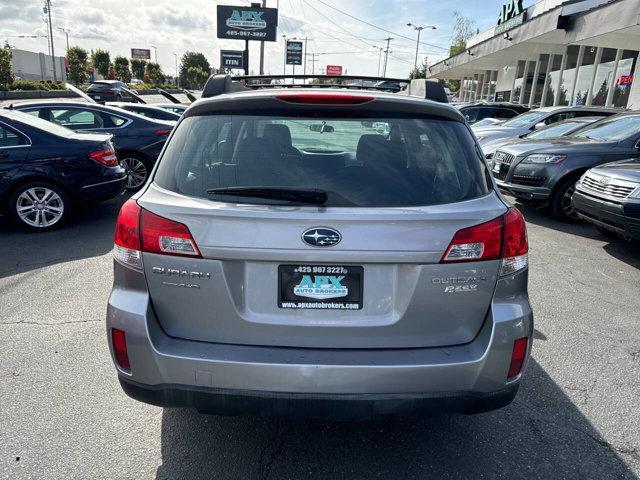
[496, 0, 526, 34]
[216, 5, 278, 42]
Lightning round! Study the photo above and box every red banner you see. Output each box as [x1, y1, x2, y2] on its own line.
[326, 65, 343, 76]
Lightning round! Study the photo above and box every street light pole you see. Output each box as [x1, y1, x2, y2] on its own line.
[57, 27, 69, 51]
[43, 0, 57, 82]
[174, 53, 179, 87]
[407, 23, 436, 71]
[151, 45, 157, 63]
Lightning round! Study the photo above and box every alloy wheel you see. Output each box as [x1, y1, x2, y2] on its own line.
[121, 157, 148, 190]
[16, 187, 65, 228]
[561, 184, 578, 219]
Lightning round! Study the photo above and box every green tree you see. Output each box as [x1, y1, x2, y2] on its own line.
[91, 49, 110, 78]
[0, 46, 15, 88]
[179, 51, 211, 88]
[113, 56, 132, 83]
[186, 66, 209, 89]
[144, 62, 165, 85]
[449, 11, 476, 57]
[130, 59, 147, 80]
[67, 46, 89, 86]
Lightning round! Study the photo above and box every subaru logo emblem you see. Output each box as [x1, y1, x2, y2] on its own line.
[302, 227, 341, 248]
[599, 177, 609, 185]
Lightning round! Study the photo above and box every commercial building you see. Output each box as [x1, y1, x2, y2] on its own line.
[10, 48, 66, 82]
[429, 0, 639, 109]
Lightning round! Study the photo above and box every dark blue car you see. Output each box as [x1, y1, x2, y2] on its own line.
[11, 101, 175, 190]
[0, 109, 126, 231]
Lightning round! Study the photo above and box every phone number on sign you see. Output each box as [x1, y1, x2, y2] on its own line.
[293, 266, 348, 274]
[224, 30, 268, 38]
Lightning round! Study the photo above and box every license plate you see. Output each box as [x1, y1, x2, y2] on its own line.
[278, 265, 363, 310]
[492, 161, 502, 173]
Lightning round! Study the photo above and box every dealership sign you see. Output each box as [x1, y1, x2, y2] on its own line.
[616, 75, 633, 86]
[220, 50, 245, 69]
[216, 5, 278, 41]
[286, 41, 303, 66]
[495, 0, 526, 34]
[131, 48, 151, 60]
[326, 65, 343, 76]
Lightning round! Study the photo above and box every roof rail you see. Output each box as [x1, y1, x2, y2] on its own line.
[200, 74, 447, 104]
[402, 79, 448, 104]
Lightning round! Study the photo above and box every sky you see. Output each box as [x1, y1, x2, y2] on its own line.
[0, 0, 507, 79]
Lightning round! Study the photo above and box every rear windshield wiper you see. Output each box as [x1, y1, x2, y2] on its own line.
[207, 187, 328, 205]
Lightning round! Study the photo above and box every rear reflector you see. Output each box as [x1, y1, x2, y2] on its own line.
[140, 209, 201, 257]
[275, 93, 374, 105]
[508, 337, 528, 380]
[441, 207, 529, 275]
[111, 328, 130, 370]
[89, 148, 119, 167]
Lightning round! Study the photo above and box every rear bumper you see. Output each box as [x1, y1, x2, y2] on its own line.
[119, 377, 519, 419]
[79, 172, 126, 202]
[107, 269, 533, 418]
[573, 190, 640, 240]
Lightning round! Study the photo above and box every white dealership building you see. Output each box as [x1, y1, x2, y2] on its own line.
[428, 0, 640, 109]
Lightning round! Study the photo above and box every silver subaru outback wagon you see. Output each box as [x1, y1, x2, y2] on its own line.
[107, 75, 532, 420]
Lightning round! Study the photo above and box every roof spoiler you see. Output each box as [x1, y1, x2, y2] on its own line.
[401, 79, 449, 104]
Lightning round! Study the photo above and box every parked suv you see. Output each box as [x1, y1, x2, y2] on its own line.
[107, 76, 532, 419]
[573, 159, 640, 241]
[458, 102, 529, 125]
[491, 113, 640, 220]
[87, 81, 134, 103]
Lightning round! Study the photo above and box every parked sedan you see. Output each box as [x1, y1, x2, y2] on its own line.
[473, 106, 619, 147]
[483, 116, 605, 161]
[0, 109, 125, 231]
[106, 102, 181, 121]
[87, 80, 134, 103]
[573, 159, 640, 241]
[10, 101, 174, 190]
[491, 112, 640, 220]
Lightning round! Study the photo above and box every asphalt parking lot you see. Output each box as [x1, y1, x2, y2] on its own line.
[1, 194, 639, 480]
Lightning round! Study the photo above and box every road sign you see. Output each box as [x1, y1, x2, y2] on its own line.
[131, 48, 151, 60]
[286, 41, 303, 66]
[326, 65, 343, 76]
[216, 5, 278, 42]
[220, 50, 245, 69]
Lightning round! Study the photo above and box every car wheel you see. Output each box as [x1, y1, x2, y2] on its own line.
[550, 174, 583, 222]
[9, 182, 69, 231]
[120, 155, 150, 191]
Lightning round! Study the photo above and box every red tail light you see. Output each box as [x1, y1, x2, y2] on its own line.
[113, 199, 200, 269]
[507, 337, 528, 380]
[441, 207, 528, 275]
[89, 148, 119, 167]
[154, 129, 172, 136]
[111, 328, 130, 370]
[140, 209, 201, 257]
[275, 93, 374, 105]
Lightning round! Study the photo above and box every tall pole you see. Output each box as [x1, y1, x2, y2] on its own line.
[174, 53, 179, 87]
[382, 37, 392, 77]
[44, 0, 57, 82]
[151, 46, 157, 63]
[376, 47, 383, 77]
[414, 28, 422, 69]
[58, 28, 69, 51]
[259, 0, 266, 74]
[244, 39, 249, 75]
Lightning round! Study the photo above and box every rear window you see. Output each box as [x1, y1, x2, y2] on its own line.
[154, 114, 491, 207]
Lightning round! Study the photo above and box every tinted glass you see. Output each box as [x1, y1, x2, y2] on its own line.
[573, 115, 640, 141]
[49, 108, 105, 130]
[154, 115, 490, 208]
[10, 110, 76, 137]
[0, 125, 27, 147]
[461, 107, 479, 123]
[502, 111, 546, 128]
[527, 121, 583, 139]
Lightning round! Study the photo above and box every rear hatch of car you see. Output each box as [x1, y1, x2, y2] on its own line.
[135, 92, 519, 349]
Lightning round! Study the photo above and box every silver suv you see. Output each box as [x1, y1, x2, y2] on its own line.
[107, 75, 532, 419]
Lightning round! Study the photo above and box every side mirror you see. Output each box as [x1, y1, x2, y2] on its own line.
[534, 122, 546, 130]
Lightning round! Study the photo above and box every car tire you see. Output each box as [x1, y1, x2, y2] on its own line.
[9, 182, 70, 231]
[120, 154, 150, 191]
[550, 174, 582, 222]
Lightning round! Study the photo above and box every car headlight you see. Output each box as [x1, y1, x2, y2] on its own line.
[522, 154, 567, 164]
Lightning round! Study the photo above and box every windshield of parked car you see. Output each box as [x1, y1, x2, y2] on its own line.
[7, 109, 76, 138]
[154, 114, 491, 207]
[501, 111, 546, 128]
[572, 115, 640, 141]
[527, 120, 585, 139]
